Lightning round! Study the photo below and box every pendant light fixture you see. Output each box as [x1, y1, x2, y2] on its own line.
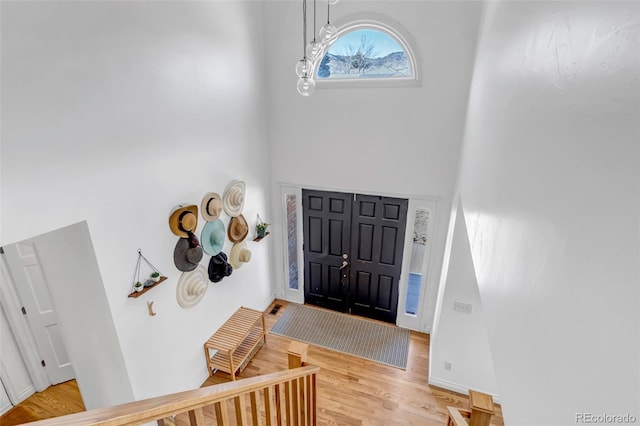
[296, 0, 315, 96]
[305, 0, 322, 61]
[318, 1, 337, 44]
[296, 0, 339, 96]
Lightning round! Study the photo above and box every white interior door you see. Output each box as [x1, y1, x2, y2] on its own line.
[2, 242, 75, 385]
[0, 302, 35, 407]
[0, 380, 12, 415]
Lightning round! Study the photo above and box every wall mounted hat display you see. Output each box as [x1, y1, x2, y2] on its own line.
[201, 192, 223, 222]
[169, 204, 199, 238]
[168, 179, 253, 291]
[176, 264, 208, 308]
[208, 252, 233, 283]
[222, 180, 245, 217]
[201, 219, 226, 256]
[229, 241, 252, 269]
[173, 234, 204, 272]
[228, 214, 249, 243]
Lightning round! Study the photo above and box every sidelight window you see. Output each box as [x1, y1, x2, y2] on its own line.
[285, 194, 299, 290]
[405, 208, 431, 315]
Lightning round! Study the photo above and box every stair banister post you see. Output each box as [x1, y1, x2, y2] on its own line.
[287, 341, 308, 369]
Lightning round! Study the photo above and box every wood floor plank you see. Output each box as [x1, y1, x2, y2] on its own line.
[0, 380, 85, 425]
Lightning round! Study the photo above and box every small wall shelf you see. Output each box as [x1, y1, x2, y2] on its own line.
[128, 249, 166, 298]
[253, 232, 270, 242]
[128, 276, 168, 298]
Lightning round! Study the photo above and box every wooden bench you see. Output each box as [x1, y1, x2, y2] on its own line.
[204, 306, 267, 381]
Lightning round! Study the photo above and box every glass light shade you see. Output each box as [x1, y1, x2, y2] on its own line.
[319, 24, 337, 43]
[295, 58, 313, 78]
[306, 40, 323, 61]
[297, 76, 316, 96]
[327, 0, 339, 4]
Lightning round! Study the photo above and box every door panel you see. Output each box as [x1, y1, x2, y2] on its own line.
[3, 242, 75, 385]
[303, 190, 408, 323]
[350, 194, 408, 322]
[0, 302, 35, 406]
[303, 190, 352, 312]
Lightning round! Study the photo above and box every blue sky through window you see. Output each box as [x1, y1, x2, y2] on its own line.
[327, 29, 403, 58]
[317, 28, 412, 79]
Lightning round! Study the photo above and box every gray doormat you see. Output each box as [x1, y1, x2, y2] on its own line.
[270, 303, 410, 370]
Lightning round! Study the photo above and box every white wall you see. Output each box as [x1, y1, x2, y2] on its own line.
[429, 198, 499, 399]
[27, 222, 132, 409]
[263, 0, 484, 332]
[455, 1, 640, 424]
[1, 1, 273, 401]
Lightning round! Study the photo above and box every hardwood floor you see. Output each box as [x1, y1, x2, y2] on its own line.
[1, 300, 504, 425]
[0, 380, 85, 425]
[199, 300, 504, 426]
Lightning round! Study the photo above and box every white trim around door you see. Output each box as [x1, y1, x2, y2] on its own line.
[276, 182, 442, 333]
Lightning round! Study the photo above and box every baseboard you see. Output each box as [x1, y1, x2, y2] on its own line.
[0, 403, 12, 416]
[261, 296, 278, 311]
[17, 385, 35, 403]
[199, 371, 210, 387]
[428, 377, 501, 405]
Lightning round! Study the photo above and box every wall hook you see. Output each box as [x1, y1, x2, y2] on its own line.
[147, 301, 157, 316]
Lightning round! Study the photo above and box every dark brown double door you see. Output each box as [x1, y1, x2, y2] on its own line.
[302, 189, 408, 323]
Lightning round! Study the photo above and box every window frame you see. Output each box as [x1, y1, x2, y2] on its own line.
[279, 184, 304, 304]
[314, 16, 420, 89]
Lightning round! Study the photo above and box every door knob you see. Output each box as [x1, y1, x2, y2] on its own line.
[339, 260, 349, 270]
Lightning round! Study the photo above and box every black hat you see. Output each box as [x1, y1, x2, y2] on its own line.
[208, 252, 233, 283]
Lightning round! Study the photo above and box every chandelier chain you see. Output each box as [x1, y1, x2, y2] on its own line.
[327, 2, 330, 25]
[312, 0, 317, 41]
[302, 0, 307, 58]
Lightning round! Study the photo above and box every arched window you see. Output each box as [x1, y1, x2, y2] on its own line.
[315, 20, 418, 86]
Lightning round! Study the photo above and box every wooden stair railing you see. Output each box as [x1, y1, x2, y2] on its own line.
[447, 389, 495, 426]
[25, 349, 318, 426]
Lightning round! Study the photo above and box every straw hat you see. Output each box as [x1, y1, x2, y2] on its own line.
[227, 214, 249, 243]
[208, 252, 233, 283]
[201, 192, 223, 222]
[229, 241, 251, 269]
[173, 236, 204, 272]
[201, 219, 226, 256]
[176, 264, 208, 308]
[222, 180, 245, 217]
[169, 204, 199, 238]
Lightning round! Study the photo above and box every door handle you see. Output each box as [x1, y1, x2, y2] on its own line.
[339, 260, 349, 270]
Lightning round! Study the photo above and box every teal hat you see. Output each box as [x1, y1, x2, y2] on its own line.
[201, 219, 225, 256]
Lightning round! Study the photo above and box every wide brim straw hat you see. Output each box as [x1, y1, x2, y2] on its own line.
[201, 192, 223, 222]
[229, 241, 251, 270]
[222, 180, 245, 217]
[176, 264, 208, 308]
[228, 214, 249, 243]
[169, 204, 199, 238]
[201, 219, 226, 256]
